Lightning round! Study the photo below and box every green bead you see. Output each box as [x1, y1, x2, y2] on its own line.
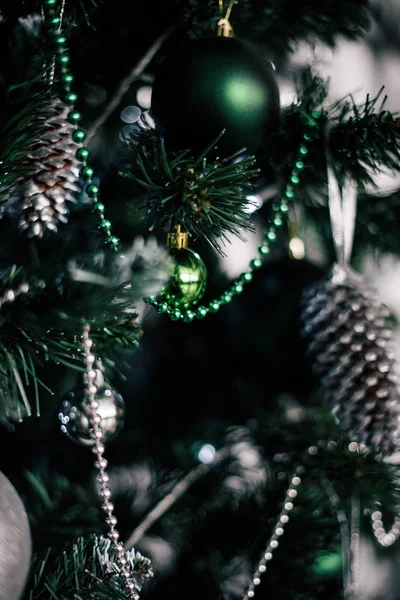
[232, 283, 243, 294]
[76, 147, 89, 161]
[311, 110, 320, 119]
[161, 247, 207, 309]
[220, 293, 232, 304]
[81, 166, 94, 179]
[93, 202, 105, 214]
[196, 306, 208, 318]
[290, 174, 300, 185]
[303, 132, 311, 141]
[241, 271, 253, 282]
[143, 295, 156, 305]
[44, 0, 57, 5]
[208, 301, 220, 313]
[259, 244, 270, 255]
[157, 303, 169, 314]
[65, 92, 78, 105]
[183, 310, 195, 323]
[250, 258, 262, 269]
[57, 54, 70, 66]
[299, 146, 308, 156]
[72, 129, 86, 143]
[295, 160, 305, 170]
[53, 34, 67, 46]
[267, 230, 277, 242]
[50, 16, 61, 26]
[274, 216, 283, 227]
[86, 184, 99, 198]
[107, 236, 120, 250]
[99, 219, 111, 230]
[285, 188, 295, 199]
[170, 309, 183, 321]
[280, 202, 289, 213]
[62, 73, 74, 85]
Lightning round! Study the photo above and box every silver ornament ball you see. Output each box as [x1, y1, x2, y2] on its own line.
[59, 385, 125, 447]
[0, 472, 32, 600]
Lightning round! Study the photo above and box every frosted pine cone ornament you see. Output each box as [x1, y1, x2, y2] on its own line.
[7, 98, 82, 237]
[300, 147, 400, 459]
[301, 263, 400, 458]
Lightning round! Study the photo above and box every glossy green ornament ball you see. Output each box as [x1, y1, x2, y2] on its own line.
[151, 36, 280, 156]
[161, 247, 207, 308]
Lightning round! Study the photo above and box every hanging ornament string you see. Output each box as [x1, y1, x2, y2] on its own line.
[325, 123, 358, 268]
[81, 323, 141, 599]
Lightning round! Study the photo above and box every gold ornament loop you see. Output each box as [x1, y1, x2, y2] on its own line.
[217, 18, 234, 37]
[217, 0, 235, 37]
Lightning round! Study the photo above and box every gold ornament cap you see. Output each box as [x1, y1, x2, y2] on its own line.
[167, 224, 189, 249]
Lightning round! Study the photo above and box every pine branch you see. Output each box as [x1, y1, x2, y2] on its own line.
[265, 77, 400, 209]
[0, 240, 170, 423]
[24, 535, 153, 600]
[121, 133, 260, 255]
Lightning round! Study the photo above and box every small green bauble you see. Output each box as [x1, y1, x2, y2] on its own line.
[161, 226, 207, 308]
[162, 247, 207, 309]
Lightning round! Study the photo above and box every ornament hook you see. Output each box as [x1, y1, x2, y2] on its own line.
[217, 0, 235, 37]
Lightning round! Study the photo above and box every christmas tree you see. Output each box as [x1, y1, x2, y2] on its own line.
[2, 0, 400, 598]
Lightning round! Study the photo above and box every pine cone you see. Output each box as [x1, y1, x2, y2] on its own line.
[13, 98, 82, 238]
[300, 263, 400, 458]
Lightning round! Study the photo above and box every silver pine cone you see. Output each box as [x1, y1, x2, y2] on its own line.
[14, 98, 82, 237]
[300, 263, 400, 458]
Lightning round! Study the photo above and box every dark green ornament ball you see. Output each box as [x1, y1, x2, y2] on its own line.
[161, 247, 207, 308]
[151, 36, 280, 156]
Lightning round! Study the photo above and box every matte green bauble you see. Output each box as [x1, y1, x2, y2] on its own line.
[161, 247, 207, 308]
[151, 36, 280, 156]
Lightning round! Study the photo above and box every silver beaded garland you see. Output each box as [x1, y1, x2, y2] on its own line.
[81, 323, 140, 599]
[243, 466, 304, 600]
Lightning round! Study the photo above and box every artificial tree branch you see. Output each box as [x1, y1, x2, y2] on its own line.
[321, 476, 351, 597]
[123, 446, 231, 549]
[85, 26, 176, 143]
